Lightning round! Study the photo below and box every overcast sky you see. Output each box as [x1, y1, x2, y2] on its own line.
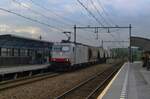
[0, 0, 150, 47]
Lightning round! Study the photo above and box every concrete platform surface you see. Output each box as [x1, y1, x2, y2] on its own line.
[0, 64, 49, 75]
[97, 61, 150, 99]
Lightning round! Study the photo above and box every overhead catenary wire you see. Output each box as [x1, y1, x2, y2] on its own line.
[89, 0, 112, 26]
[75, 0, 97, 25]
[96, 0, 116, 26]
[9, 0, 124, 47]
[76, 0, 105, 26]
[83, 0, 103, 26]
[109, 33, 124, 47]
[30, 0, 102, 30]
[0, 7, 64, 32]
[12, 0, 73, 29]
[29, 0, 95, 33]
[77, 34, 97, 44]
[30, 0, 82, 26]
[30, 0, 88, 26]
[12, 0, 99, 44]
[29, 0, 108, 43]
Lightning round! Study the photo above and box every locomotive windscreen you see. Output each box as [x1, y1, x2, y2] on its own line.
[52, 45, 70, 52]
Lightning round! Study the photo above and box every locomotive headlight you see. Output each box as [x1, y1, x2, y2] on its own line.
[66, 58, 69, 61]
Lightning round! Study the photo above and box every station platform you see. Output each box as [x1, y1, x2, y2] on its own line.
[98, 61, 150, 99]
[0, 64, 49, 75]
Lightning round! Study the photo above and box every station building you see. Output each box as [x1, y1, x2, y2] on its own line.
[0, 34, 53, 67]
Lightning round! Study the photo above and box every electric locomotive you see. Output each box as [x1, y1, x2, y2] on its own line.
[50, 42, 110, 70]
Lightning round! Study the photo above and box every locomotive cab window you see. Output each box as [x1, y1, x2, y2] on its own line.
[62, 46, 69, 52]
[52, 45, 70, 52]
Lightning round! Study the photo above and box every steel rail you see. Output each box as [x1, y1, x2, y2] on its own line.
[0, 72, 60, 91]
[85, 66, 120, 99]
[55, 65, 118, 99]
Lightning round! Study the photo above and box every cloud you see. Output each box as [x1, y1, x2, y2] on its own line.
[0, 10, 9, 16]
[10, 0, 32, 10]
[0, 24, 42, 38]
[0, 0, 149, 47]
[47, 0, 60, 4]
[0, 23, 66, 42]
[84, 0, 103, 13]
[63, 3, 78, 14]
[0, 24, 10, 32]
[102, 0, 150, 15]
[14, 27, 41, 36]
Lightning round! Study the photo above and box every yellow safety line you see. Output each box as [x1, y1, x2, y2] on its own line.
[97, 63, 127, 99]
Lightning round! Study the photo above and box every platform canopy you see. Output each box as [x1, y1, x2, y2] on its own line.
[0, 34, 53, 49]
[131, 36, 150, 51]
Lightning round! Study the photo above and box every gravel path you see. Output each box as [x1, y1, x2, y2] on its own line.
[0, 64, 112, 99]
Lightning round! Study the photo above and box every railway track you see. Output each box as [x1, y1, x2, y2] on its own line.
[55, 64, 122, 99]
[0, 72, 60, 91]
[0, 63, 112, 92]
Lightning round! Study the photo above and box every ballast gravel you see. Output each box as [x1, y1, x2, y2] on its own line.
[0, 63, 113, 99]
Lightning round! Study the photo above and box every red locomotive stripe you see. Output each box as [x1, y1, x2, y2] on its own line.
[51, 58, 69, 62]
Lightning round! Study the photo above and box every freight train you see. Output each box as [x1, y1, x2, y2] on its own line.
[50, 42, 112, 70]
